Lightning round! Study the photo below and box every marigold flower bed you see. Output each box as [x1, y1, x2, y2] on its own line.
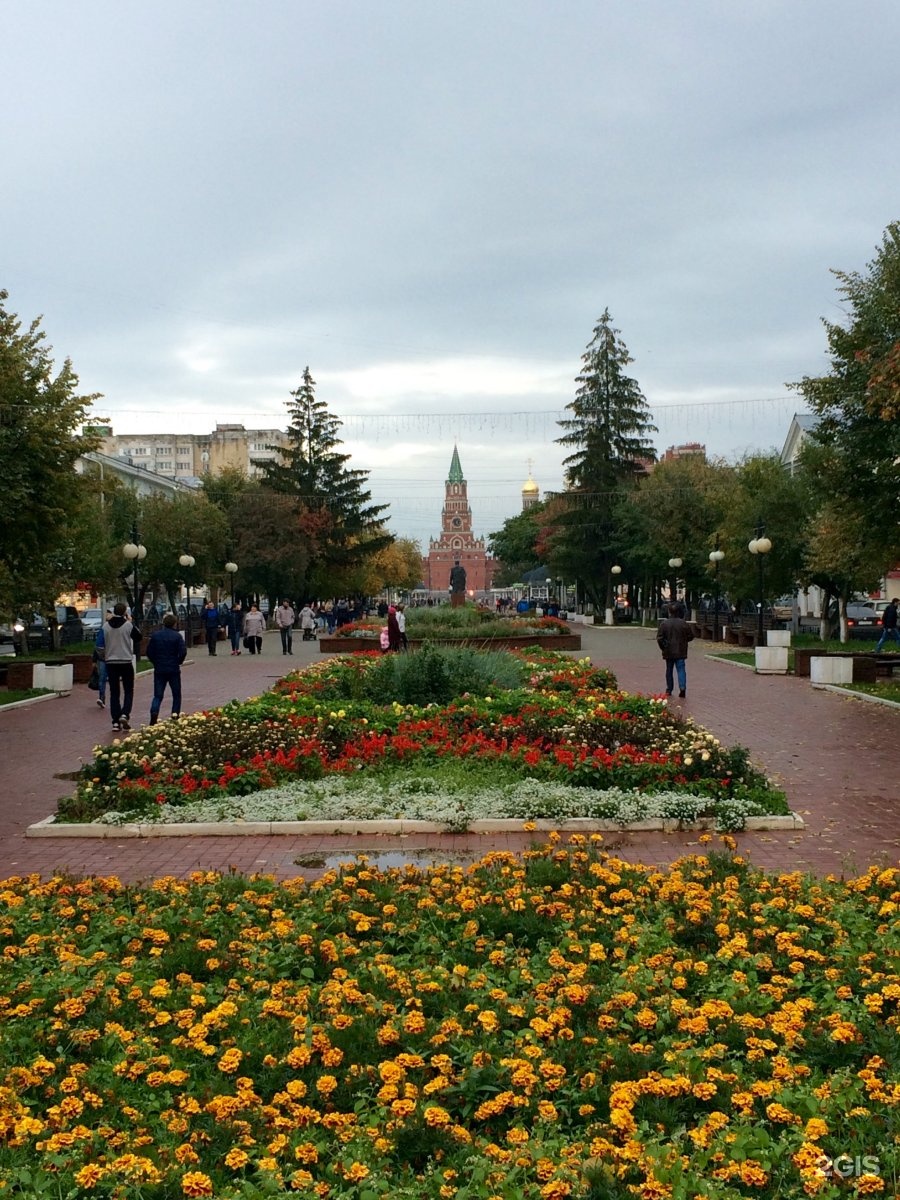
[0, 843, 896, 1198]
[60, 649, 786, 828]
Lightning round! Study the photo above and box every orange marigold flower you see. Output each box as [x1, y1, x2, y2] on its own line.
[225, 1148, 251, 1169]
[74, 1164, 104, 1189]
[181, 1172, 215, 1197]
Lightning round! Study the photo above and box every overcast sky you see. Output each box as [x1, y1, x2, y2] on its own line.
[4, 1, 899, 542]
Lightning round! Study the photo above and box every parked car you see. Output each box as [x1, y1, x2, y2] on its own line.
[80, 608, 104, 639]
[844, 602, 879, 639]
[772, 595, 795, 621]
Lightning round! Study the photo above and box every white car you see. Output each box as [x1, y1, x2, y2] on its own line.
[81, 608, 104, 639]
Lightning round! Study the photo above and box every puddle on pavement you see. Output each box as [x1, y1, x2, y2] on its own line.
[293, 847, 475, 871]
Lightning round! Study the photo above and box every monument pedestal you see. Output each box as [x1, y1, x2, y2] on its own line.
[451, 592, 466, 608]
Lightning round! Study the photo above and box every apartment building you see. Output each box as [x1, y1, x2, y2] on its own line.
[93, 423, 288, 481]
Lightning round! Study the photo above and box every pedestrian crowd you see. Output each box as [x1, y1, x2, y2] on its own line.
[92, 597, 369, 733]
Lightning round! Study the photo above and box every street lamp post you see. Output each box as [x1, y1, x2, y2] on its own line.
[709, 539, 725, 642]
[668, 557, 683, 610]
[224, 560, 238, 605]
[122, 523, 147, 632]
[179, 551, 196, 646]
[748, 522, 772, 645]
[607, 564, 622, 625]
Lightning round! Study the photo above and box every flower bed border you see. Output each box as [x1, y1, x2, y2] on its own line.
[318, 633, 582, 653]
[27, 813, 804, 838]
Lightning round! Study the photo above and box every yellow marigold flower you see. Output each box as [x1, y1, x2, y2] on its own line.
[739, 1161, 768, 1187]
[854, 1174, 885, 1194]
[225, 1148, 251, 1169]
[175, 1143, 201, 1164]
[181, 1172, 215, 1197]
[803, 1118, 828, 1140]
[537, 1100, 559, 1121]
[316, 1074, 338, 1096]
[344, 1162, 369, 1182]
[424, 1105, 451, 1127]
[74, 1164, 104, 1189]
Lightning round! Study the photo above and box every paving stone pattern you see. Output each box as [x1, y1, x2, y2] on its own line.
[0, 626, 896, 883]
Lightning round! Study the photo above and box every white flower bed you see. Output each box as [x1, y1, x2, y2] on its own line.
[99, 775, 765, 832]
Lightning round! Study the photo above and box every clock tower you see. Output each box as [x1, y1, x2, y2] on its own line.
[423, 445, 495, 595]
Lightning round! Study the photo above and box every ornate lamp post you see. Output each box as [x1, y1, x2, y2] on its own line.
[668, 557, 683, 608]
[607, 564, 622, 625]
[709, 539, 725, 641]
[224, 560, 238, 604]
[122, 523, 147, 630]
[179, 551, 196, 646]
[748, 522, 772, 645]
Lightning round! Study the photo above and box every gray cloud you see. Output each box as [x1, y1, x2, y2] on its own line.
[3, 0, 899, 541]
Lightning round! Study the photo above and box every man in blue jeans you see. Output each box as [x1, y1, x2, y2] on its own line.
[147, 613, 187, 724]
[657, 602, 695, 699]
[875, 598, 899, 651]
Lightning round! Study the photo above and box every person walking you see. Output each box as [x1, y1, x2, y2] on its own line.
[202, 600, 220, 656]
[146, 613, 187, 724]
[226, 600, 243, 654]
[386, 605, 402, 652]
[103, 602, 142, 732]
[656, 601, 694, 699]
[396, 603, 408, 650]
[91, 610, 113, 709]
[875, 597, 900, 651]
[242, 603, 266, 655]
[299, 602, 316, 641]
[275, 599, 296, 655]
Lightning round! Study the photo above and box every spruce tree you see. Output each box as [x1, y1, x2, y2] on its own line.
[257, 367, 391, 594]
[552, 311, 657, 610]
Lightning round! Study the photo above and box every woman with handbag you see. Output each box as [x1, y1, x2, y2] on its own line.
[242, 603, 267, 655]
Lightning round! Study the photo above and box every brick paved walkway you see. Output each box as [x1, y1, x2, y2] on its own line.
[0, 626, 896, 883]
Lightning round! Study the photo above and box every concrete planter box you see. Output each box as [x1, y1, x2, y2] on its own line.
[766, 630, 791, 648]
[754, 646, 788, 674]
[33, 663, 73, 692]
[810, 655, 853, 686]
[319, 634, 583, 654]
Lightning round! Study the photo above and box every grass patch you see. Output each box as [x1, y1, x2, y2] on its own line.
[840, 679, 900, 703]
[0, 688, 52, 707]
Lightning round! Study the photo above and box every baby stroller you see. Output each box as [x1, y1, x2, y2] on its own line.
[301, 622, 317, 641]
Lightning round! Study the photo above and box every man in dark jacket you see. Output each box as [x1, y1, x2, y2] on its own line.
[875, 597, 899, 651]
[203, 600, 220, 656]
[147, 613, 188, 724]
[657, 602, 695, 699]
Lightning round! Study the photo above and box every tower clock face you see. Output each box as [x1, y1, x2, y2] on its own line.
[451, 517, 461, 528]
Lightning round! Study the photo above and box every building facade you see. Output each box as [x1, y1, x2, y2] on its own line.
[422, 446, 495, 594]
[92, 423, 288, 482]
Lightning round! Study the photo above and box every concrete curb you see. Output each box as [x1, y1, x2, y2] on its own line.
[26, 813, 804, 839]
[811, 682, 900, 709]
[0, 691, 58, 712]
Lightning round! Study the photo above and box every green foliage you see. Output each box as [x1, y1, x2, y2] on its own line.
[0, 289, 102, 617]
[487, 503, 546, 585]
[792, 221, 900, 592]
[255, 366, 392, 595]
[548, 311, 657, 607]
[338, 642, 528, 705]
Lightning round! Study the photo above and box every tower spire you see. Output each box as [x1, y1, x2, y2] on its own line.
[448, 444, 464, 484]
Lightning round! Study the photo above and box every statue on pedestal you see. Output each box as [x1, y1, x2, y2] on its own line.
[449, 560, 467, 608]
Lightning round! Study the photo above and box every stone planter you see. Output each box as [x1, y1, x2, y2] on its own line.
[33, 663, 73, 693]
[754, 646, 788, 674]
[766, 630, 791, 648]
[319, 634, 583, 654]
[810, 656, 853, 686]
